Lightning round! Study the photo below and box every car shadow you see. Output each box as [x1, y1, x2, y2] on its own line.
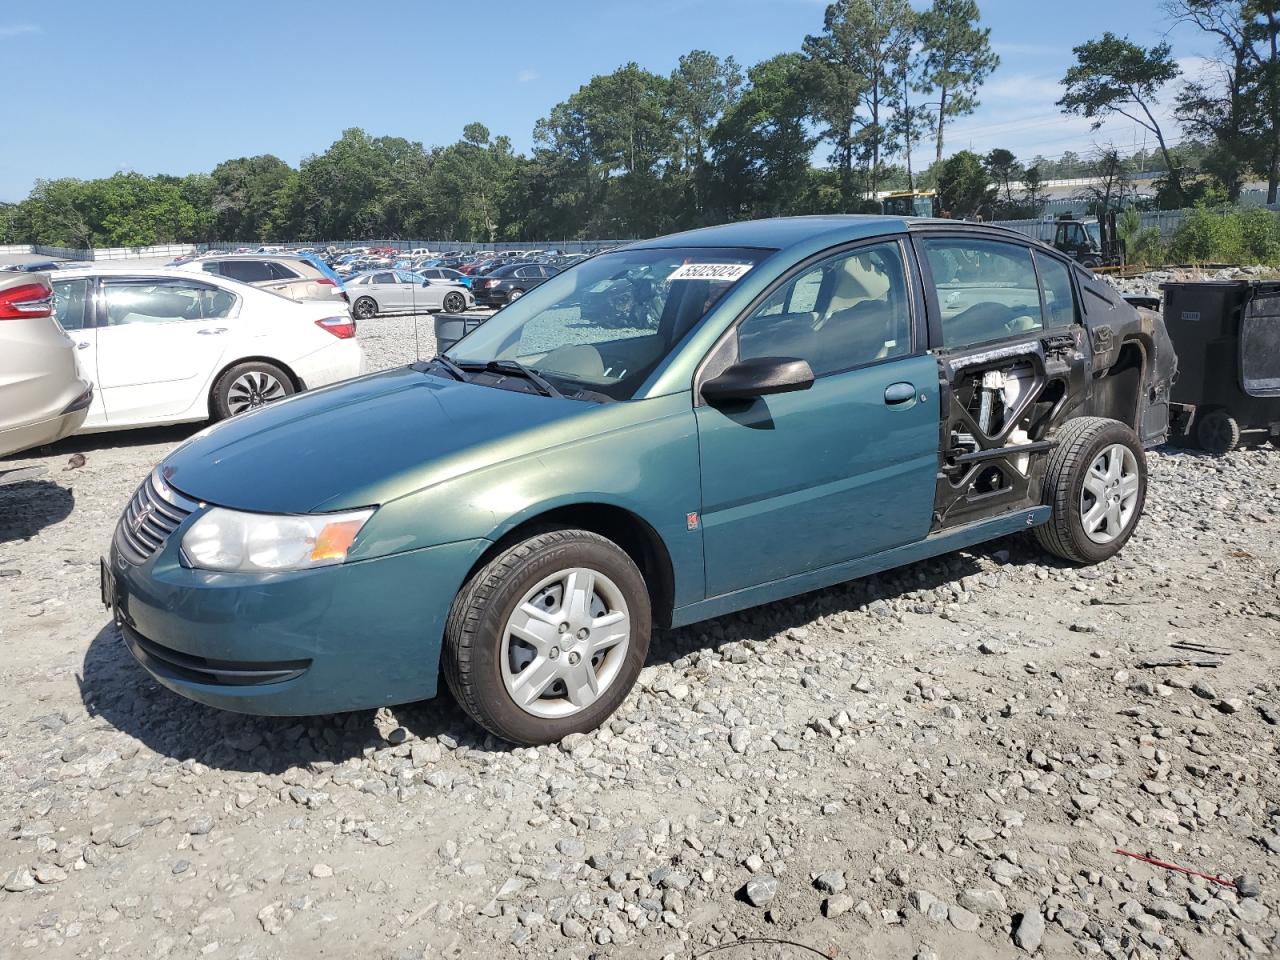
[79, 536, 1032, 774]
[640, 537, 1013, 671]
[0, 479, 75, 543]
[79, 621, 496, 774]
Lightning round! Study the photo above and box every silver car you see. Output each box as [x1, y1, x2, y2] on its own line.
[346, 270, 474, 318]
[0, 271, 94, 458]
[181, 255, 347, 306]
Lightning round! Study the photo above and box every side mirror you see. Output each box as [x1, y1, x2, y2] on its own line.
[701, 356, 815, 403]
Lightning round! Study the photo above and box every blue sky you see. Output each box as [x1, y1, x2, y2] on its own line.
[3, 0, 1212, 202]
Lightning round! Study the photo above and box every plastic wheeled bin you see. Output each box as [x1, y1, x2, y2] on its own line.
[1162, 280, 1280, 454]
[434, 313, 487, 354]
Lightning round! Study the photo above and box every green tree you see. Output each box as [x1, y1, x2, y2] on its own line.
[1165, 0, 1252, 201]
[709, 53, 817, 220]
[936, 149, 993, 218]
[917, 0, 999, 165]
[1058, 33, 1184, 206]
[984, 148, 1022, 204]
[804, 0, 916, 203]
[533, 63, 675, 236]
[886, 32, 935, 189]
[1021, 166, 1046, 216]
[209, 155, 294, 241]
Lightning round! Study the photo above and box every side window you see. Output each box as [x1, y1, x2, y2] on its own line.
[736, 241, 913, 377]
[201, 262, 221, 275]
[372, 272, 395, 285]
[922, 238, 1043, 347]
[221, 260, 274, 283]
[52, 278, 90, 331]
[101, 279, 236, 326]
[1035, 253, 1078, 327]
[267, 262, 300, 280]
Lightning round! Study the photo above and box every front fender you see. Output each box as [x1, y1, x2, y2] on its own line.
[350, 393, 706, 607]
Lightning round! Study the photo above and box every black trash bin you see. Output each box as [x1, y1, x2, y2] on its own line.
[434, 313, 486, 354]
[1162, 280, 1280, 453]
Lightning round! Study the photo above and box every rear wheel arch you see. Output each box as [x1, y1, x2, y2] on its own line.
[207, 355, 303, 412]
[1090, 338, 1146, 431]
[467, 502, 677, 629]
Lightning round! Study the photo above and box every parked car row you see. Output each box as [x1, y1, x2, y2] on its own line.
[1, 265, 365, 457]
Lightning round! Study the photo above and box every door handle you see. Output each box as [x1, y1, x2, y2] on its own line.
[76, 341, 91, 350]
[197, 327, 228, 335]
[884, 382, 916, 405]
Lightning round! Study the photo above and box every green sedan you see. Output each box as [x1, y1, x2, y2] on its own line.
[104, 216, 1177, 745]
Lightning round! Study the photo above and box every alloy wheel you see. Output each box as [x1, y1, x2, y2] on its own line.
[226, 371, 286, 415]
[1079, 442, 1140, 545]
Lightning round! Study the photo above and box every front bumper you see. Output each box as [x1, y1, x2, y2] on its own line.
[106, 520, 489, 715]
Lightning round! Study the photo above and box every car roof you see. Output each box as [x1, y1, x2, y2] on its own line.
[624, 214, 1038, 254]
[53, 264, 276, 294]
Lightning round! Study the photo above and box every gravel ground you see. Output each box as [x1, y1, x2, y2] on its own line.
[1, 312, 1279, 960]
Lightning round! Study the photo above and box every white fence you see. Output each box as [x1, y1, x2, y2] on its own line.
[0, 243, 197, 261]
[203, 239, 629, 255]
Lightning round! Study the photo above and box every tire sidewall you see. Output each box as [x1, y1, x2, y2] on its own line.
[456, 535, 650, 745]
[444, 292, 465, 313]
[355, 297, 376, 319]
[1062, 423, 1147, 563]
[212, 361, 294, 420]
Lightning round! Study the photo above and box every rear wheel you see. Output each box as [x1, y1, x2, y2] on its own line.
[1195, 408, 1240, 455]
[353, 296, 378, 320]
[1034, 417, 1146, 564]
[509, 288, 525, 301]
[443, 291, 466, 313]
[212, 361, 294, 420]
[443, 529, 650, 745]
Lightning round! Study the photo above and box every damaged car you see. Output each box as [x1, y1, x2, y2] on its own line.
[103, 217, 1177, 745]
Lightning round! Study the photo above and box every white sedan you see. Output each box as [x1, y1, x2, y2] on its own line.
[346, 270, 474, 319]
[50, 267, 365, 433]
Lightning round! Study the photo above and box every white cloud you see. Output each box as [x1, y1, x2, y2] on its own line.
[0, 24, 40, 38]
[516, 69, 539, 84]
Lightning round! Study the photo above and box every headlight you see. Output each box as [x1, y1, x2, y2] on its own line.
[181, 507, 374, 573]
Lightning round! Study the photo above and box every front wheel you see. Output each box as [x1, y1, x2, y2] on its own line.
[1034, 417, 1146, 564]
[443, 291, 467, 313]
[443, 529, 651, 745]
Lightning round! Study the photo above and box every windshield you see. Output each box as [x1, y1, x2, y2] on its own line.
[448, 246, 770, 400]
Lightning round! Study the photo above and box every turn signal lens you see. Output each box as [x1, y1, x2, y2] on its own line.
[310, 518, 367, 563]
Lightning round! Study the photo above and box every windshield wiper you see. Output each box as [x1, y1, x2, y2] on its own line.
[484, 360, 564, 399]
[429, 355, 469, 383]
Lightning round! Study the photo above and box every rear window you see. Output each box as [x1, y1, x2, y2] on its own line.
[220, 260, 275, 283]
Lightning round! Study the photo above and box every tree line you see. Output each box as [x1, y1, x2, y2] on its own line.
[3, 0, 1280, 248]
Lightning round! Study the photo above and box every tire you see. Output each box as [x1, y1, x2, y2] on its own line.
[211, 361, 294, 421]
[443, 291, 466, 313]
[1194, 408, 1240, 455]
[508, 288, 525, 301]
[1081, 257, 1102, 269]
[353, 296, 378, 320]
[1034, 416, 1147, 564]
[443, 529, 651, 745]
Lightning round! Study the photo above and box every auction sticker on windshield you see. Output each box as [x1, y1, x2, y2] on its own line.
[667, 263, 754, 282]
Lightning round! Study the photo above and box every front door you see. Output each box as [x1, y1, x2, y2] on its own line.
[93, 276, 238, 423]
[695, 240, 940, 597]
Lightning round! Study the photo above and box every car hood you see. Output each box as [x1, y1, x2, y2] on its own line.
[161, 367, 589, 513]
